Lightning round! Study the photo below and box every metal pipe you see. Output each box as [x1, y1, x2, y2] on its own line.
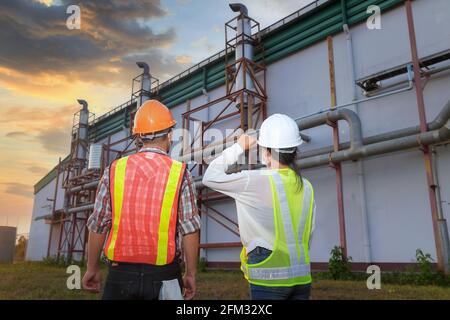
[406, 0, 447, 273]
[298, 108, 363, 149]
[431, 147, 450, 268]
[229, 3, 248, 16]
[295, 67, 414, 122]
[327, 35, 347, 257]
[300, 133, 311, 143]
[178, 107, 363, 164]
[299, 99, 450, 160]
[299, 116, 450, 169]
[343, 24, 357, 102]
[77, 99, 88, 111]
[67, 204, 94, 214]
[344, 21, 372, 264]
[136, 61, 149, 75]
[194, 99, 450, 190]
[230, 2, 254, 131]
[190, 97, 450, 173]
[47, 157, 61, 258]
[429, 99, 450, 130]
[66, 180, 100, 194]
[76, 99, 89, 161]
[136, 62, 151, 108]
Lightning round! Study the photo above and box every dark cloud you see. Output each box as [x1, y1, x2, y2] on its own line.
[5, 131, 29, 138]
[2, 104, 78, 154]
[27, 165, 50, 175]
[1, 182, 33, 198]
[0, 0, 184, 85]
[0, 104, 78, 124]
[36, 127, 71, 154]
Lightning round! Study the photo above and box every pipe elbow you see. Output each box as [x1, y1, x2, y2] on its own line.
[337, 108, 361, 124]
[337, 109, 364, 146]
[229, 3, 248, 16]
[77, 99, 88, 111]
[429, 99, 450, 131]
[438, 117, 450, 140]
[136, 62, 150, 75]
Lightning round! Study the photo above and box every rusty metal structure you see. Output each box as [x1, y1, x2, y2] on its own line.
[47, 101, 97, 263]
[46, 64, 156, 263]
[405, 0, 446, 272]
[180, 4, 267, 249]
[326, 36, 348, 258]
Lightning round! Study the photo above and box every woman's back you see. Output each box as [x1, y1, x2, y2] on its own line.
[202, 144, 313, 253]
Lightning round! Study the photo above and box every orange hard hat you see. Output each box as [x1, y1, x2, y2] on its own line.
[133, 100, 176, 135]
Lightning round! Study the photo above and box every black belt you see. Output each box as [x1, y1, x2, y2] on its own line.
[108, 260, 181, 280]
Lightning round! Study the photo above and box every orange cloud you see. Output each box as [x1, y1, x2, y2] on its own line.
[175, 55, 193, 64]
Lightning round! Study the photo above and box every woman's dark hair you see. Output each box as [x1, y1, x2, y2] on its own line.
[268, 147, 303, 192]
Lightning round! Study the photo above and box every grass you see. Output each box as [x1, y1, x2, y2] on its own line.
[0, 262, 449, 300]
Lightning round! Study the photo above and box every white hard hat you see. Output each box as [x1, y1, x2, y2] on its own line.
[257, 113, 303, 149]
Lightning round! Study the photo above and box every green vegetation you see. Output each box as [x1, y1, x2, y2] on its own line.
[0, 262, 449, 300]
[328, 246, 352, 280]
[320, 247, 450, 287]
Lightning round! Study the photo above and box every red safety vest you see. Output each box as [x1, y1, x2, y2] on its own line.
[104, 152, 186, 265]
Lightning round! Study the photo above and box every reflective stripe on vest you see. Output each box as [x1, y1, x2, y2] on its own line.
[248, 263, 311, 280]
[242, 172, 314, 283]
[105, 155, 185, 265]
[156, 160, 183, 265]
[272, 173, 299, 267]
[107, 156, 128, 260]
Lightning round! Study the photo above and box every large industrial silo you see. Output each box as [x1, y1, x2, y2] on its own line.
[0, 226, 17, 263]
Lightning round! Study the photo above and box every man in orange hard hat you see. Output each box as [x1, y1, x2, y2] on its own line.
[82, 100, 200, 300]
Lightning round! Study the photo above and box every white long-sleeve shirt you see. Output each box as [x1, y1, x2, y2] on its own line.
[202, 143, 316, 254]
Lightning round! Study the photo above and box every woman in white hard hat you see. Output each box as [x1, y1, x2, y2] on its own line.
[202, 114, 315, 300]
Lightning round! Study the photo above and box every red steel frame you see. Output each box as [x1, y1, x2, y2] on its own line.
[327, 36, 348, 258]
[181, 13, 267, 249]
[405, 0, 446, 272]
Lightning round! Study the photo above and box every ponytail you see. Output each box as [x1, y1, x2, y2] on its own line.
[269, 148, 303, 192]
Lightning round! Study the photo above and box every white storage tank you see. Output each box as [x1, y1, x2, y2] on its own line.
[0, 226, 17, 263]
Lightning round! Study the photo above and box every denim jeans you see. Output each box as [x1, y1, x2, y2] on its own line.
[248, 247, 311, 300]
[102, 261, 182, 300]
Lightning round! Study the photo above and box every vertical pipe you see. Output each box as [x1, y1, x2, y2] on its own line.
[68, 213, 77, 263]
[232, 4, 254, 95]
[136, 62, 151, 109]
[343, 21, 372, 263]
[47, 158, 61, 257]
[57, 219, 64, 261]
[76, 100, 89, 161]
[197, 121, 205, 261]
[230, 3, 254, 133]
[202, 98, 208, 260]
[328, 36, 348, 257]
[431, 147, 450, 271]
[405, 0, 446, 273]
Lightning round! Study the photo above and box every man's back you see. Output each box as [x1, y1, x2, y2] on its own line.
[105, 152, 186, 265]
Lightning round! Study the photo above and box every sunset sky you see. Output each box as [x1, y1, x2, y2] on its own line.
[0, 0, 314, 235]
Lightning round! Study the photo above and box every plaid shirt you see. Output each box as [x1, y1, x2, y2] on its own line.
[87, 147, 201, 257]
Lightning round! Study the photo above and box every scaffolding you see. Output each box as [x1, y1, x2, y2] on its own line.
[180, 9, 267, 251]
[46, 105, 97, 263]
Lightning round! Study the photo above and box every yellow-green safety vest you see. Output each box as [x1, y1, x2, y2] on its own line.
[240, 169, 314, 287]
